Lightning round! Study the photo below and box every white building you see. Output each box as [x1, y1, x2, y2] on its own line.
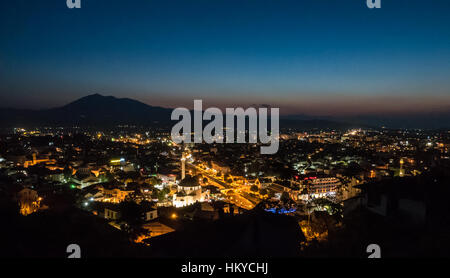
[172, 175, 204, 207]
[300, 177, 341, 200]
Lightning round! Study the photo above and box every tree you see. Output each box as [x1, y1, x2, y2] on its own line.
[313, 198, 343, 217]
[119, 201, 149, 241]
[250, 185, 259, 192]
[99, 171, 115, 183]
[151, 188, 160, 200]
[259, 188, 268, 196]
[158, 187, 170, 201]
[119, 201, 142, 227]
[147, 176, 161, 186]
[63, 166, 72, 181]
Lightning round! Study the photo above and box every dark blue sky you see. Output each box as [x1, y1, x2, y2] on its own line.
[1, 0, 450, 115]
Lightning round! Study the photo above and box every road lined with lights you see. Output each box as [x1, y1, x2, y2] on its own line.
[186, 162, 255, 210]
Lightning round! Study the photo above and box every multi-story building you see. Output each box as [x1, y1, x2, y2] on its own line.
[299, 177, 341, 200]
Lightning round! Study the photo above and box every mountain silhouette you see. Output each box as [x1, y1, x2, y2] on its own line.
[0, 94, 354, 130]
[1, 94, 448, 129]
[0, 94, 172, 127]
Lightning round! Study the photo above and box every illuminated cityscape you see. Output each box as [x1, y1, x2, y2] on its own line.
[1, 0, 450, 265]
[1, 119, 450, 257]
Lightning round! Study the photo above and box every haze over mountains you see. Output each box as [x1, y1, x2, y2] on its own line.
[0, 94, 449, 129]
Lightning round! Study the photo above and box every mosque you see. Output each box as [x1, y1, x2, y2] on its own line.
[172, 153, 204, 207]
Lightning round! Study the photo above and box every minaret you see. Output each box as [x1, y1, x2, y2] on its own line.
[32, 153, 37, 166]
[181, 153, 186, 180]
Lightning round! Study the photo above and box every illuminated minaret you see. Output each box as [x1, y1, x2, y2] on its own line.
[399, 158, 405, 177]
[32, 153, 37, 166]
[181, 152, 186, 180]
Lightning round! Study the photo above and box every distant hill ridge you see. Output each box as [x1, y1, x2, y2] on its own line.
[0, 94, 449, 129]
[0, 94, 172, 127]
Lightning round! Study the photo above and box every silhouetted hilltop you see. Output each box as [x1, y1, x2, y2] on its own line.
[0, 94, 172, 127]
[1, 94, 449, 129]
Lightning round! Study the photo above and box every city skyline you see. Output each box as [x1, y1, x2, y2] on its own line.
[2, 0, 450, 262]
[1, 0, 450, 116]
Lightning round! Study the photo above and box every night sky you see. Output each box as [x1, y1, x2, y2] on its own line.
[1, 0, 450, 115]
